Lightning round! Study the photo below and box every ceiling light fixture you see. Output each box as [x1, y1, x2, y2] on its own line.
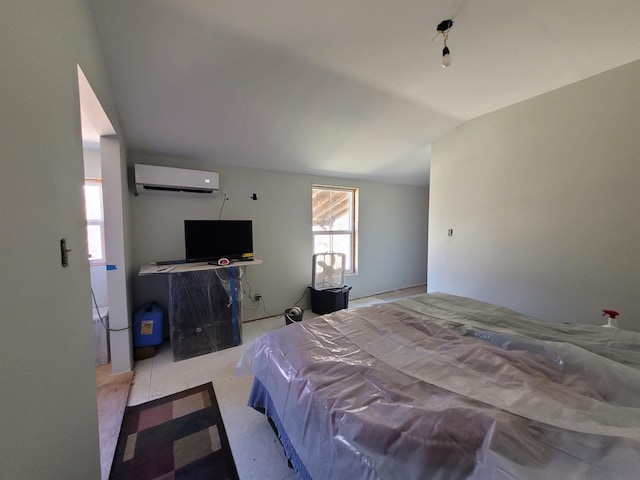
[436, 19, 454, 67]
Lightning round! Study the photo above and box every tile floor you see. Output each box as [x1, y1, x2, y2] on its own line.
[127, 285, 425, 480]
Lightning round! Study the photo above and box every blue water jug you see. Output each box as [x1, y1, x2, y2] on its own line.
[133, 301, 163, 347]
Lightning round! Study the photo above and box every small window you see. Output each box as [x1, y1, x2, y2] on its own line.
[84, 179, 105, 265]
[312, 185, 358, 274]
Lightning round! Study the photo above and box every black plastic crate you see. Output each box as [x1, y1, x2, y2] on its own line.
[309, 285, 351, 315]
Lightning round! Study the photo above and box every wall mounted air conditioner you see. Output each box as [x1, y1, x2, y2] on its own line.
[134, 164, 219, 195]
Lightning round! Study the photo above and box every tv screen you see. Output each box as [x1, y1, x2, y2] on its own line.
[184, 220, 254, 263]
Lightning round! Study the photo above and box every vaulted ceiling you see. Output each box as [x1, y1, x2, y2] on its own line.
[89, 1, 640, 186]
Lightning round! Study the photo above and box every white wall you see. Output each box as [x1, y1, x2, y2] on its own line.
[130, 154, 428, 320]
[101, 136, 134, 373]
[84, 146, 102, 178]
[0, 1, 126, 478]
[90, 266, 109, 307]
[429, 60, 640, 331]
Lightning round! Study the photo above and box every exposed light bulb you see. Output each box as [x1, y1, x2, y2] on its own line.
[436, 19, 454, 67]
[442, 46, 451, 67]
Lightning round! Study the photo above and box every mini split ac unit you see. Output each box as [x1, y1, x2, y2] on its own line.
[134, 164, 219, 195]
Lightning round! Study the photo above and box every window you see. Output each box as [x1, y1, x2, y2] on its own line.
[84, 179, 105, 265]
[312, 185, 358, 274]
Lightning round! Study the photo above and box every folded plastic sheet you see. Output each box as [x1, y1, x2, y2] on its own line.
[237, 293, 640, 479]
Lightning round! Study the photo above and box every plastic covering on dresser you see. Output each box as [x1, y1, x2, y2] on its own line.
[168, 267, 243, 361]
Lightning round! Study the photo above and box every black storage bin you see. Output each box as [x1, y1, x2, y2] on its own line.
[309, 285, 352, 314]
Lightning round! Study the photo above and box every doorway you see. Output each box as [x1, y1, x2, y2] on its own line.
[78, 65, 134, 479]
[77, 65, 132, 373]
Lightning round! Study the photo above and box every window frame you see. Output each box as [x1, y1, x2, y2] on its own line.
[312, 184, 359, 275]
[84, 178, 106, 266]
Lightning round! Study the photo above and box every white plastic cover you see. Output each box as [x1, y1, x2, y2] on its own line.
[237, 292, 640, 479]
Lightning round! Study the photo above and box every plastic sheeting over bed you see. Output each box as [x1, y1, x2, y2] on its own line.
[237, 293, 640, 479]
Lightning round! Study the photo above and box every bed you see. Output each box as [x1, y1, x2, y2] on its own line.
[236, 292, 640, 479]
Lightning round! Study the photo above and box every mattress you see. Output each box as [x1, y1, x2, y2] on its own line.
[237, 293, 640, 479]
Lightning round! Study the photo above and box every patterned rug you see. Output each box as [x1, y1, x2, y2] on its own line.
[110, 383, 239, 480]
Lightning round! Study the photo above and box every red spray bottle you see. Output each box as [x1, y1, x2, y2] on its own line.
[602, 309, 620, 328]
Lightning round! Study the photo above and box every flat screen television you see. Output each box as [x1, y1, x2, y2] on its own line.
[184, 220, 254, 263]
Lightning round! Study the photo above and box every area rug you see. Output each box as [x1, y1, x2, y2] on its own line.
[110, 383, 239, 480]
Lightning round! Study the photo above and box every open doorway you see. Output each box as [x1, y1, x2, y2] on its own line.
[77, 65, 131, 373]
[83, 148, 110, 365]
[78, 65, 133, 479]
[78, 66, 115, 366]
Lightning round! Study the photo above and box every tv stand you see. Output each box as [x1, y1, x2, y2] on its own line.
[139, 260, 262, 361]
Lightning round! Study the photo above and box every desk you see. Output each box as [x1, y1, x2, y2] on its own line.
[139, 260, 263, 361]
[139, 259, 263, 275]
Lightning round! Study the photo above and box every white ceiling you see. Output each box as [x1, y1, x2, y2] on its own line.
[89, 1, 640, 186]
